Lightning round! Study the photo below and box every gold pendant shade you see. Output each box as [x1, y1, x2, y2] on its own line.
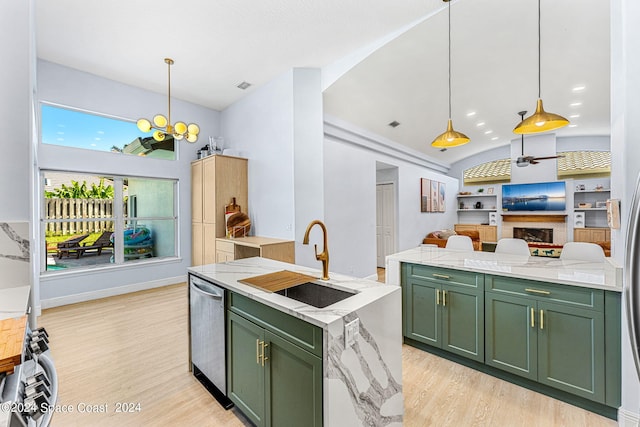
[431, 0, 469, 148]
[431, 119, 470, 148]
[513, 0, 569, 134]
[513, 99, 569, 134]
[137, 58, 200, 143]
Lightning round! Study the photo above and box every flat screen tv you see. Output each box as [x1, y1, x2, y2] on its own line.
[502, 181, 566, 212]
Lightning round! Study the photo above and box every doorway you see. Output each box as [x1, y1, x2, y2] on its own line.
[376, 181, 397, 268]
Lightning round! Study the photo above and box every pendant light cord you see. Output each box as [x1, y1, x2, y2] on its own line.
[167, 59, 172, 125]
[448, 0, 452, 119]
[537, 0, 541, 99]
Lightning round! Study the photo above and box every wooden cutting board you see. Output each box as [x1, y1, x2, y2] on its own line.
[239, 270, 318, 293]
[0, 315, 26, 375]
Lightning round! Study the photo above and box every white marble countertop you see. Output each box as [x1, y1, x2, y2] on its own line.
[0, 285, 30, 321]
[188, 257, 398, 329]
[387, 247, 623, 292]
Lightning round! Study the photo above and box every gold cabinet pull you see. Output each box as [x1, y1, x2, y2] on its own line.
[540, 310, 544, 330]
[525, 288, 551, 295]
[260, 341, 269, 367]
[256, 339, 260, 365]
[436, 289, 440, 305]
[433, 273, 450, 280]
[531, 307, 535, 328]
[442, 290, 447, 307]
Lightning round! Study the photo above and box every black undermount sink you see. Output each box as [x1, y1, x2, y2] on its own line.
[275, 282, 356, 308]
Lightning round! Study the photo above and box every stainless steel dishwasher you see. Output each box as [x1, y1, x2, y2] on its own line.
[189, 274, 233, 408]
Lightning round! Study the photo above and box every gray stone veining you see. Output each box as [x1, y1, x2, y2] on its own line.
[188, 257, 403, 426]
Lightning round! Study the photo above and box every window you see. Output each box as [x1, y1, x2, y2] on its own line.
[41, 104, 176, 160]
[43, 171, 177, 272]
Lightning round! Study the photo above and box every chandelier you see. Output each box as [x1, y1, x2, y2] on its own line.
[137, 58, 200, 143]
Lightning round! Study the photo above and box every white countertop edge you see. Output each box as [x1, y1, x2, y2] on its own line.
[0, 285, 31, 321]
[188, 257, 398, 329]
[387, 247, 623, 292]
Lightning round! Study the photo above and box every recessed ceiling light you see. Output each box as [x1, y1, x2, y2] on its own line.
[569, 114, 580, 118]
[572, 85, 586, 92]
[484, 130, 493, 135]
[568, 124, 578, 128]
[476, 122, 485, 127]
[570, 102, 582, 107]
[491, 136, 499, 141]
[237, 81, 252, 90]
[388, 120, 400, 128]
[466, 111, 476, 117]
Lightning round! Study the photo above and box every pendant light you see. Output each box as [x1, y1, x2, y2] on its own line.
[513, 0, 569, 134]
[137, 58, 200, 143]
[432, 0, 469, 148]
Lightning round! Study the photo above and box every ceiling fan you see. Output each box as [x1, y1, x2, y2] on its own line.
[514, 111, 564, 167]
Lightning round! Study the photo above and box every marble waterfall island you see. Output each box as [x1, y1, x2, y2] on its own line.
[188, 257, 403, 427]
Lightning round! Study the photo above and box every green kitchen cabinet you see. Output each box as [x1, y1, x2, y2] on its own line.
[402, 264, 484, 362]
[227, 293, 323, 427]
[485, 275, 606, 403]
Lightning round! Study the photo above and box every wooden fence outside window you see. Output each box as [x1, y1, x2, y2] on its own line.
[44, 198, 127, 236]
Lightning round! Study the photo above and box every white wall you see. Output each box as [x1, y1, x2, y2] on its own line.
[612, 0, 640, 422]
[0, 0, 32, 220]
[221, 68, 325, 269]
[36, 60, 221, 305]
[324, 117, 457, 278]
[221, 70, 296, 239]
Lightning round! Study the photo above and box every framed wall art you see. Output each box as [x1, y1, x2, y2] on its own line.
[420, 178, 431, 212]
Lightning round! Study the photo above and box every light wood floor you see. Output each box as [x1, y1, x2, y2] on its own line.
[39, 282, 616, 427]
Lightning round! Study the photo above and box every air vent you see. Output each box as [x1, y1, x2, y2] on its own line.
[388, 120, 400, 128]
[237, 81, 252, 90]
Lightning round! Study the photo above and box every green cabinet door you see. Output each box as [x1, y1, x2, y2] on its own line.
[485, 292, 537, 380]
[441, 283, 484, 362]
[537, 301, 605, 402]
[404, 276, 440, 347]
[227, 311, 266, 427]
[265, 330, 323, 427]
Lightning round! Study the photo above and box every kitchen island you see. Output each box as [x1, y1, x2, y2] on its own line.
[386, 246, 622, 418]
[188, 257, 403, 427]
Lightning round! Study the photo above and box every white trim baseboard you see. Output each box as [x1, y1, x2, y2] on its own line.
[40, 275, 187, 309]
[619, 407, 640, 427]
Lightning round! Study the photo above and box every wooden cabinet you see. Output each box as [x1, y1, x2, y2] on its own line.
[485, 275, 606, 403]
[215, 237, 295, 264]
[454, 224, 497, 242]
[227, 293, 323, 427]
[191, 155, 248, 266]
[574, 227, 611, 243]
[402, 264, 484, 362]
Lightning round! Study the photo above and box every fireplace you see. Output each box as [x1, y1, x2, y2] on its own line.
[513, 227, 553, 243]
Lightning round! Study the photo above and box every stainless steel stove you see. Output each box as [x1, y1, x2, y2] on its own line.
[0, 325, 58, 427]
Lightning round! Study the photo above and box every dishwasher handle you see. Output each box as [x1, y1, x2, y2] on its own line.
[190, 278, 224, 299]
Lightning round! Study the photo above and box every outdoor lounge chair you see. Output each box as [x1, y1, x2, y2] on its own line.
[57, 232, 113, 259]
[56, 234, 89, 258]
[74, 231, 114, 258]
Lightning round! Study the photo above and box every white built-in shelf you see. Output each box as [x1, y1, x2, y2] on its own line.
[457, 209, 497, 212]
[457, 194, 496, 198]
[574, 207, 608, 211]
[574, 189, 610, 194]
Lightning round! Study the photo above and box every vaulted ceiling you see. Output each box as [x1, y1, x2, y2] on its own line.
[36, 0, 610, 166]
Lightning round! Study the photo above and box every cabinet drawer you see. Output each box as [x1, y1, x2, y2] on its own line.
[229, 292, 322, 357]
[486, 275, 604, 310]
[406, 264, 482, 290]
[217, 240, 235, 253]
